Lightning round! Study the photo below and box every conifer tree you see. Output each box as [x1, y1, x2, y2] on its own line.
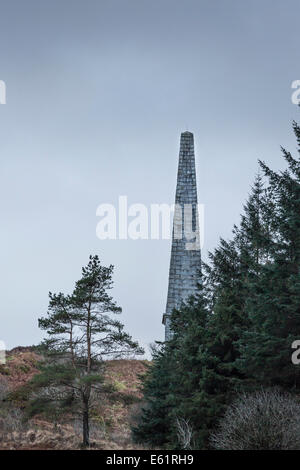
[132, 342, 175, 448]
[237, 121, 300, 387]
[30, 255, 143, 447]
[134, 175, 276, 449]
[133, 286, 214, 449]
[135, 118, 300, 449]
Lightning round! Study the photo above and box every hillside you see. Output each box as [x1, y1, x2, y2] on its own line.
[0, 348, 149, 450]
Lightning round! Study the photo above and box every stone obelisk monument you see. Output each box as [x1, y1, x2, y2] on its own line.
[162, 131, 201, 340]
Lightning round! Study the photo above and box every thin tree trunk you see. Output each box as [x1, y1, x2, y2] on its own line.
[83, 295, 92, 446]
[69, 320, 76, 368]
[87, 300, 92, 373]
[82, 395, 90, 447]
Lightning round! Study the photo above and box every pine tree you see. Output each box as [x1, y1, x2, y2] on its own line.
[134, 285, 216, 449]
[134, 174, 275, 449]
[135, 118, 300, 449]
[236, 121, 300, 388]
[132, 342, 175, 448]
[30, 255, 143, 447]
[166, 288, 218, 449]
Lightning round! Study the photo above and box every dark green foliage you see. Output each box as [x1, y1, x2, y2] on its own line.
[236, 122, 300, 387]
[134, 118, 300, 449]
[168, 290, 227, 449]
[132, 343, 175, 448]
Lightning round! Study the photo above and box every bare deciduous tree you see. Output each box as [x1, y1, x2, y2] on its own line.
[175, 417, 193, 450]
[210, 389, 300, 450]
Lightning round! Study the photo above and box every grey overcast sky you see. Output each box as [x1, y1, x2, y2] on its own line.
[0, 0, 299, 352]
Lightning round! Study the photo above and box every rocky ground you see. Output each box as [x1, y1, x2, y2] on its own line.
[0, 348, 149, 450]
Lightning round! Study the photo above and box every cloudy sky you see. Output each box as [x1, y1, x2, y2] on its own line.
[0, 0, 299, 353]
